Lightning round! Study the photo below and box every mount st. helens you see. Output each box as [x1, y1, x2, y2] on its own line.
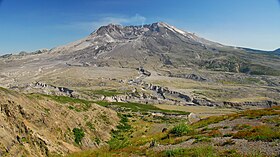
[2, 22, 280, 75]
[0, 22, 280, 156]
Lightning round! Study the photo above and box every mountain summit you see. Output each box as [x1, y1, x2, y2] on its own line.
[45, 22, 280, 75]
[49, 22, 224, 66]
[51, 22, 221, 54]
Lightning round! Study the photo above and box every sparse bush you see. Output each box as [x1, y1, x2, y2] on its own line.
[163, 145, 217, 157]
[95, 138, 101, 145]
[193, 135, 211, 143]
[86, 122, 95, 130]
[233, 124, 252, 130]
[208, 129, 222, 137]
[170, 123, 192, 137]
[73, 128, 85, 145]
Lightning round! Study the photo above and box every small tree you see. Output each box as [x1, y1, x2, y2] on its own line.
[73, 128, 85, 145]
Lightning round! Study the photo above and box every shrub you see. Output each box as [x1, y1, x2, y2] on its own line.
[193, 135, 211, 143]
[95, 138, 101, 145]
[233, 124, 252, 130]
[170, 123, 192, 137]
[86, 122, 95, 130]
[73, 128, 85, 145]
[165, 149, 185, 157]
[208, 129, 222, 137]
[108, 137, 130, 150]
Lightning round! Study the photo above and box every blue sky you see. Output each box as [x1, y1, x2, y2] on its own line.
[0, 0, 279, 54]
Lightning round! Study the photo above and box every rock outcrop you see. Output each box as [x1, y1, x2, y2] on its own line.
[169, 73, 207, 82]
[223, 101, 278, 108]
[31, 82, 75, 97]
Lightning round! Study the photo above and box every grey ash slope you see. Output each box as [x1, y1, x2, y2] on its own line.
[1, 22, 280, 76]
[46, 22, 280, 76]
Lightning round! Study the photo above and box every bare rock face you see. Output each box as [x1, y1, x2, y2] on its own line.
[31, 82, 75, 97]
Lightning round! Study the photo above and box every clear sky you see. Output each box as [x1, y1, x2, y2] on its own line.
[0, 0, 279, 54]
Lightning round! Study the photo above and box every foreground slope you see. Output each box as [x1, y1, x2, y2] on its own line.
[0, 87, 119, 156]
[67, 105, 280, 157]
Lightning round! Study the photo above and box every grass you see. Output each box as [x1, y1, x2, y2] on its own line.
[162, 145, 217, 157]
[155, 104, 237, 118]
[169, 123, 193, 137]
[233, 125, 280, 142]
[193, 135, 211, 143]
[43, 95, 92, 106]
[108, 114, 132, 150]
[95, 101, 189, 115]
[191, 106, 280, 129]
[261, 115, 280, 126]
[191, 115, 231, 129]
[28, 93, 94, 112]
[240, 107, 280, 119]
[208, 129, 222, 137]
[233, 124, 252, 130]
[82, 89, 125, 97]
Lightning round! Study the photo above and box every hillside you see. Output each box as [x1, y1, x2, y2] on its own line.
[67, 104, 280, 157]
[0, 87, 119, 156]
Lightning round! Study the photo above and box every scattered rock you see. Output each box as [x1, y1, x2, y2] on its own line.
[188, 113, 201, 124]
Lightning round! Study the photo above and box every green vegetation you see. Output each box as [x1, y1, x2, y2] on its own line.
[261, 115, 280, 126]
[191, 115, 230, 129]
[21, 137, 28, 143]
[30, 94, 93, 112]
[170, 123, 193, 137]
[164, 148, 185, 157]
[95, 138, 101, 145]
[193, 135, 211, 143]
[72, 128, 85, 145]
[191, 106, 280, 129]
[108, 114, 132, 150]
[241, 107, 280, 119]
[44, 95, 92, 106]
[86, 122, 95, 131]
[0, 86, 11, 93]
[65, 106, 279, 157]
[233, 125, 280, 142]
[95, 101, 189, 115]
[233, 124, 252, 130]
[163, 145, 217, 157]
[83, 89, 124, 97]
[240, 63, 280, 76]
